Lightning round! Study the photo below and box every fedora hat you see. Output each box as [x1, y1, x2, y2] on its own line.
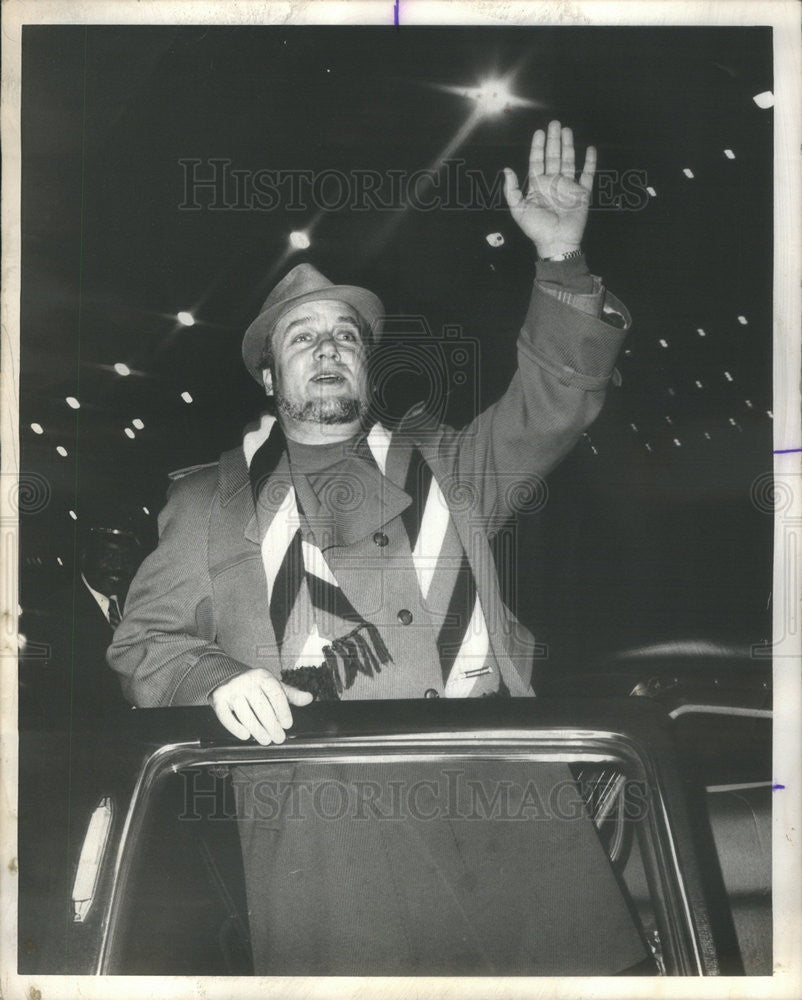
[242, 263, 385, 383]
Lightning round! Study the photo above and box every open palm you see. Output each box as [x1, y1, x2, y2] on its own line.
[503, 120, 596, 258]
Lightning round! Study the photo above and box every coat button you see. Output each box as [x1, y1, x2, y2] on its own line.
[373, 531, 389, 547]
[424, 688, 439, 698]
[397, 609, 413, 625]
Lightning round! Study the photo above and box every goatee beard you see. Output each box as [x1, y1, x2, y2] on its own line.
[275, 392, 368, 425]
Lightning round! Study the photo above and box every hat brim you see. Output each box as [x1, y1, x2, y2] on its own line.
[242, 284, 385, 383]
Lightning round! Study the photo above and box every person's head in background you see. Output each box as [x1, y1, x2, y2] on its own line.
[80, 526, 142, 605]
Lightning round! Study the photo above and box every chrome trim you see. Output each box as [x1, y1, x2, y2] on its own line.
[706, 780, 774, 793]
[669, 704, 772, 720]
[657, 795, 703, 972]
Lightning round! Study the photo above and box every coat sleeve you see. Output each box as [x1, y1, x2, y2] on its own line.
[106, 470, 248, 707]
[435, 264, 631, 533]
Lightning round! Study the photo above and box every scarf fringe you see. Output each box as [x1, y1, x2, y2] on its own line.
[320, 621, 393, 693]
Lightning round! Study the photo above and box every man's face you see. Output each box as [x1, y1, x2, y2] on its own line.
[81, 534, 140, 597]
[262, 299, 370, 431]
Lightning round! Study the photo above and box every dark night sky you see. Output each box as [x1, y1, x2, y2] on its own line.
[19, 25, 774, 671]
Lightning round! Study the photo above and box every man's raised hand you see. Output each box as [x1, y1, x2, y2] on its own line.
[503, 120, 596, 259]
[210, 668, 313, 745]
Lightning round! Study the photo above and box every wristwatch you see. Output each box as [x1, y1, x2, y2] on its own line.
[538, 248, 584, 262]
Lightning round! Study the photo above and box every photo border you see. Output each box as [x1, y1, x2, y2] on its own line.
[2, 2, 800, 998]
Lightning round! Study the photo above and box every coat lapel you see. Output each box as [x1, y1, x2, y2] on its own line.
[292, 432, 411, 622]
[215, 446, 261, 546]
[294, 460, 412, 550]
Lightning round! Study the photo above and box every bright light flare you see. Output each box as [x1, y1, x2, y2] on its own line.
[367, 64, 536, 254]
[177, 311, 196, 327]
[181, 391, 194, 404]
[66, 396, 80, 410]
[114, 363, 131, 376]
[434, 78, 537, 117]
[289, 230, 311, 250]
[474, 79, 513, 115]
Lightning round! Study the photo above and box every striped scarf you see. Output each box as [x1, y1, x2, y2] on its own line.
[245, 416, 496, 698]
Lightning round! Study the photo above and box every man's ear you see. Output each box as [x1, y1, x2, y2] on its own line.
[261, 368, 274, 396]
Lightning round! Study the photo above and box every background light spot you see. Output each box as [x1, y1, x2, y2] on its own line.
[474, 79, 513, 115]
